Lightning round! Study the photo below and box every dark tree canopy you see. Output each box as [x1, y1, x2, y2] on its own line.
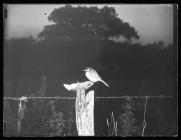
[38, 5, 140, 41]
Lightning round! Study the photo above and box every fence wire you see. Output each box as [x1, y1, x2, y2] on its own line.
[3, 95, 173, 101]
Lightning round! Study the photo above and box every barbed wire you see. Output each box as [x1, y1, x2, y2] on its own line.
[96, 95, 173, 99]
[3, 95, 173, 101]
[3, 96, 76, 100]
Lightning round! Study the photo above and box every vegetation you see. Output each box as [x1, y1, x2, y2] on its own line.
[47, 101, 66, 136]
[106, 97, 141, 136]
[39, 5, 140, 41]
[118, 97, 140, 136]
[107, 112, 118, 136]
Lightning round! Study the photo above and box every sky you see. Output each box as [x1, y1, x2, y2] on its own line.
[4, 4, 173, 45]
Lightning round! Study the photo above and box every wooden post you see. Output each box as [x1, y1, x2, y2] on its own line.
[75, 90, 94, 136]
[17, 97, 28, 136]
[63, 81, 95, 136]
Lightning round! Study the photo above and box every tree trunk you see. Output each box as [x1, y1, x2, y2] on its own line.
[75, 90, 94, 136]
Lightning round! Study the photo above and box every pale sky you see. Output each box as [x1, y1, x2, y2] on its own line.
[5, 4, 173, 45]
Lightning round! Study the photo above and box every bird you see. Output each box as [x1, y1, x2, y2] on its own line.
[83, 67, 109, 87]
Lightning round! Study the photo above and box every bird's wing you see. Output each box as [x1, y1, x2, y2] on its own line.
[91, 70, 109, 87]
[90, 70, 101, 79]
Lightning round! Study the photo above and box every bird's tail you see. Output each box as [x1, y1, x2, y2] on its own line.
[100, 80, 109, 87]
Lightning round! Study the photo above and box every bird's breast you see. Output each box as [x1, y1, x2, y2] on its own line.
[85, 72, 99, 82]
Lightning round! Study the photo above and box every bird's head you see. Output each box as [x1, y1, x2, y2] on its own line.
[83, 67, 93, 72]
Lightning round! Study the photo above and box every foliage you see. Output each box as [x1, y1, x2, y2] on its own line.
[20, 99, 68, 136]
[66, 112, 74, 136]
[48, 111, 67, 136]
[4, 36, 175, 97]
[118, 97, 140, 136]
[3, 100, 17, 136]
[38, 5, 139, 41]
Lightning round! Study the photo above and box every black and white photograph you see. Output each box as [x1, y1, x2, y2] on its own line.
[3, 4, 178, 137]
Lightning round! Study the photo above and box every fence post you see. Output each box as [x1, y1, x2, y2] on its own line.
[17, 97, 28, 136]
[75, 90, 94, 136]
[63, 81, 94, 136]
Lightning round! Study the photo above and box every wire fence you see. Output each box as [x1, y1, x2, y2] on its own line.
[3, 95, 173, 101]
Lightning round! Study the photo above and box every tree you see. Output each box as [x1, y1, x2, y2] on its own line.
[38, 5, 140, 42]
[4, 37, 37, 97]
